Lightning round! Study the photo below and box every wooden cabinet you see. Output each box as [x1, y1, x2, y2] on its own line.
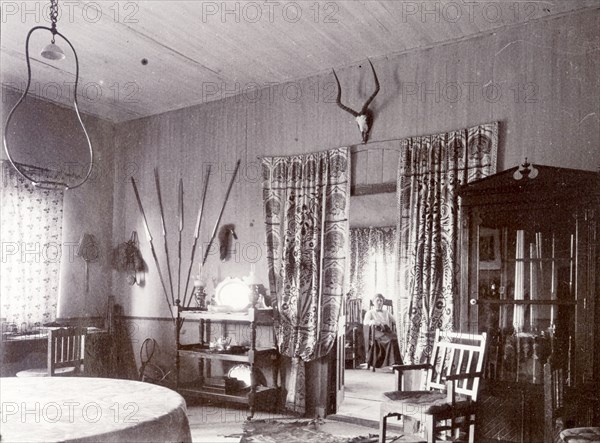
[458, 163, 599, 442]
[175, 306, 280, 419]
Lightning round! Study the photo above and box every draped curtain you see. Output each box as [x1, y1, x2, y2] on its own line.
[261, 147, 350, 413]
[396, 123, 498, 364]
[0, 162, 65, 328]
[349, 226, 396, 309]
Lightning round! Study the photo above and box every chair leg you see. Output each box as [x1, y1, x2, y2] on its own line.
[468, 413, 475, 443]
[379, 414, 388, 443]
[453, 416, 460, 441]
[425, 414, 435, 443]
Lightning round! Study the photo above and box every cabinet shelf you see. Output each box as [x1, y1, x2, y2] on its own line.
[472, 299, 576, 306]
[507, 257, 572, 263]
[177, 307, 274, 324]
[177, 346, 278, 362]
[178, 381, 279, 406]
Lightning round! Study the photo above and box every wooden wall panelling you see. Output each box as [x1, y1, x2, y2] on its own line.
[113, 5, 600, 327]
[490, 17, 543, 167]
[109, 9, 600, 415]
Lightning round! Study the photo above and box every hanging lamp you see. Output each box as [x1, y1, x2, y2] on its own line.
[3, 0, 93, 190]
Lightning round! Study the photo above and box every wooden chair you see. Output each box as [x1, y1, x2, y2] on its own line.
[379, 330, 487, 443]
[16, 327, 87, 377]
[544, 358, 600, 443]
[345, 297, 363, 369]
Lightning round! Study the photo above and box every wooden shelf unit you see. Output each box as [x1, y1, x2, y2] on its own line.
[175, 305, 280, 419]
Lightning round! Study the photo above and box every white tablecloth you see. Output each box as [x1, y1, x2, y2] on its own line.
[0, 377, 192, 442]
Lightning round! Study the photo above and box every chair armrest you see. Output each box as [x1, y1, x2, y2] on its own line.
[445, 371, 484, 404]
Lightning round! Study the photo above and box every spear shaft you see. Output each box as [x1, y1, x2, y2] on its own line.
[177, 178, 183, 304]
[154, 168, 175, 305]
[182, 165, 211, 308]
[131, 177, 174, 319]
[202, 160, 241, 267]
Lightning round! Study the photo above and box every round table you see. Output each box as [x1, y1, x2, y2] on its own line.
[0, 377, 192, 442]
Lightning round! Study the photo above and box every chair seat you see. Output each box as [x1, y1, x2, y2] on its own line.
[560, 427, 600, 443]
[382, 390, 472, 416]
[16, 366, 76, 377]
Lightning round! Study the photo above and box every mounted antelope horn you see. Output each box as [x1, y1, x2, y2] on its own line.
[332, 59, 380, 144]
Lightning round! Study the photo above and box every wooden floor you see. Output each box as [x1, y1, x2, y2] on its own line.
[335, 366, 396, 423]
[185, 367, 407, 442]
[186, 400, 397, 442]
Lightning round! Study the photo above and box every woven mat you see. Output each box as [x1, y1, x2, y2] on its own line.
[240, 419, 378, 443]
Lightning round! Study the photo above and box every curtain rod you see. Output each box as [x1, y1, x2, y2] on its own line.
[256, 121, 496, 160]
[256, 140, 398, 160]
[401, 162, 494, 178]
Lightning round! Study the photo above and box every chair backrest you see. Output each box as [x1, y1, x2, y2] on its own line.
[346, 298, 363, 324]
[48, 327, 87, 376]
[425, 330, 487, 402]
[542, 357, 599, 443]
[544, 359, 565, 443]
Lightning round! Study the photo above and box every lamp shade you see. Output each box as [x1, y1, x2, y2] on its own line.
[41, 42, 65, 60]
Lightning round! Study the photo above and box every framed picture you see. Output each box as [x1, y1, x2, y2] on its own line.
[479, 227, 501, 270]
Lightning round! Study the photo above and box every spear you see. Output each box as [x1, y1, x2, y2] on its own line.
[177, 178, 183, 304]
[154, 168, 175, 305]
[201, 159, 241, 267]
[181, 165, 212, 308]
[131, 177, 174, 319]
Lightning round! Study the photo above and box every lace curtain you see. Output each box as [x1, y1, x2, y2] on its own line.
[396, 122, 498, 364]
[261, 147, 350, 413]
[349, 226, 396, 310]
[0, 162, 65, 328]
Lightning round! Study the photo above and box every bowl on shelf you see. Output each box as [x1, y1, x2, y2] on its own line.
[225, 364, 252, 394]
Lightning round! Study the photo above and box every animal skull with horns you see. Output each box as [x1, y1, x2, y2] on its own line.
[332, 60, 380, 144]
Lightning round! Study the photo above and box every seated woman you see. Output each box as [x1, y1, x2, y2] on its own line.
[363, 293, 402, 369]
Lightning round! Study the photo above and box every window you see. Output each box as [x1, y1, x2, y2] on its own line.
[1, 162, 64, 330]
[349, 226, 396, 308]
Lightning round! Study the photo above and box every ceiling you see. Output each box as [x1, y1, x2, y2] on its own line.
[1, 0, 597, 123]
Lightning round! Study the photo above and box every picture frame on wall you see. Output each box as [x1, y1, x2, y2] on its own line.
[479, 227, 501, 270]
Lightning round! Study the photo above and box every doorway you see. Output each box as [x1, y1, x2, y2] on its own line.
[336, 190, 398, 422]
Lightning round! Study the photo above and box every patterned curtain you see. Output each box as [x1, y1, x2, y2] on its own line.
[0, 162, 65, 328]
[349, 226, 396, 309]
[396, 123, 498, 364]
[261, 147, 350, 413]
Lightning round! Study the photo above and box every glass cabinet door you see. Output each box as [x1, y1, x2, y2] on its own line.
[475, 221, 577, 384]
[460, 164, 599, 388]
